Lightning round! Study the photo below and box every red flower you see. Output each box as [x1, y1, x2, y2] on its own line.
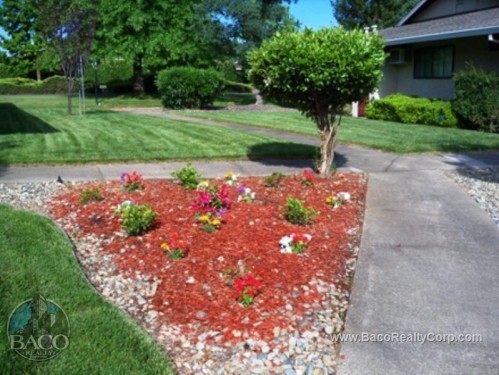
[234, 273, 263, 297]
[302, 169, 315, 186]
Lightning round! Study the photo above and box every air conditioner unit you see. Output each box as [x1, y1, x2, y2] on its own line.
[389, 48, 409, 64]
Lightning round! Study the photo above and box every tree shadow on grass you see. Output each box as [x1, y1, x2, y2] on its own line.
[246, 142, 316, 168]
[0, 103, 59, 135]
[246, 142, 351, 171]
[0, 140, 17, 174]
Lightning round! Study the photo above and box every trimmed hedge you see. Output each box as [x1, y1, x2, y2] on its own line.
[366, 94, 458, 127]
[453, 66, 499, 133]
[156, 67, 223, 109]
[0, 76, 68, 94]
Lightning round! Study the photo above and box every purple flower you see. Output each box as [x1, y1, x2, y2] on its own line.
[237, 185, 246, 194]
[120, 172, 127, 182]
[218, 208, 227, 216]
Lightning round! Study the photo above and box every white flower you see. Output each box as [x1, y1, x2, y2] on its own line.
[116, 200, 134, 211]
[224, 172, 238, 185]
[197, 180, 209, 190]
[279, 235, 293, 253]
[338, 192, 351, 201]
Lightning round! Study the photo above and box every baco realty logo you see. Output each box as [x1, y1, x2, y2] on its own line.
[7, 293, 70, 361]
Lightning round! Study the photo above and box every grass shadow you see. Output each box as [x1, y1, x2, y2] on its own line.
[0, 103, 59, 135]
[246, 142, 316, 168]
[0, 140, 18, 171]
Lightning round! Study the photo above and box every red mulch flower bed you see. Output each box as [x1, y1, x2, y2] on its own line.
[50, 173, 367, 345]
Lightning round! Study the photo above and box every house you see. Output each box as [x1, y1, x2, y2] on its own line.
[378, 0, 499, 100]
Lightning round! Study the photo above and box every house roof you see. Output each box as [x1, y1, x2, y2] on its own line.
[380, 7, 499, 46]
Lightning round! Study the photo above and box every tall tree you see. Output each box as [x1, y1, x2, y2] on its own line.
[34, 0, 98, 114]
[195, 0, 298, 67]
[0, 0, 59, 79]
[96, 0, 198, 95]
[332, 0, 419, 30]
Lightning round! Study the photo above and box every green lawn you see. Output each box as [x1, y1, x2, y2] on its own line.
[0, 95, 314, 165]
[0, 204, 174, 374]
[96, 92, 255, 109]
[180, 110, 499, 153]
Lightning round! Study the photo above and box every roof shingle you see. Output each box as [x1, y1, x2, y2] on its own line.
[380, 7, 499, 46]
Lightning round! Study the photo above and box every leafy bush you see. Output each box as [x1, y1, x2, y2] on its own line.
[283, 197, 318, 225]
[156, 67, 223, 109]
[366, 94, 458, 127]
[453, 66, 499, 133]
[171, 163, 202, 190]
[114, 201, 157, 236]
[79, 187, 104, 205]
[264, 172, 285, 188]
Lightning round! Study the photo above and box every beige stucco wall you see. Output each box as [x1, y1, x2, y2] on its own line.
[413, 0, 499, 21]
[379, 36, 499, 100]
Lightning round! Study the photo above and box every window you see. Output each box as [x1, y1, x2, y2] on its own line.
[414, 46, 454, 78]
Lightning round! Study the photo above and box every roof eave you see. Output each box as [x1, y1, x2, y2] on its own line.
[397, 0, 429, 26]
[384, 26, 499, 46]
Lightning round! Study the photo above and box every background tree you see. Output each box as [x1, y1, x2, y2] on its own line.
[194, 0, 298, 70]
[248, 28, 385, 175]
[34, 0, 98, 114]
[96, 0, 199, 95]
[332, 0, 419, 29]
[0, 0, 59, 80]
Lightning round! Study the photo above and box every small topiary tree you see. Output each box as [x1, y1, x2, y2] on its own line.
[156, 67, 223, 109]
[248, 28, 385, 175]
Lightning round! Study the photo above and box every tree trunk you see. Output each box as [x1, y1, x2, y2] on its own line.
[317, 111, 341, 176]
[132, 57, 145, 96]
[66, 79, 74, 115]
[36, 69, 42, 82]
[318, 127, 337, 176]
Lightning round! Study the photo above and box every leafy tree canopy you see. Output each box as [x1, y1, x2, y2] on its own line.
[96, 0, 199, 94]
[0, 0, 59, 79]
[249, 28, 385, 174]
[331, 0, 419, 30]
[195, 0, 298, 65]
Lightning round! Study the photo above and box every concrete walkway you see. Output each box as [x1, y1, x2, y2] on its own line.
[1, 112, 498, 373]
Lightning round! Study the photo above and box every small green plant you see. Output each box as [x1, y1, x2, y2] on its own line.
[171, 163, 202, 190]
[264, 172, 285, 188]
[283, 196, 318, 225]
[79, 187, 104, 205]
[114, 201, 157, 235]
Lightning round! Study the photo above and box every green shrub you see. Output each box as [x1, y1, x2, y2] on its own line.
[39, 76, 67, 94]
[366, 93, 458, 127]
[171, 163, 202, 190]
[156, 67, 223, 109]
[453, 66, 499, 133]
[0, 75, 68, 95]
[283, 196, 318, 225]
[264, 172, 285, 188]
[79, 187, 104, 205]
[114, 201, 157, 236]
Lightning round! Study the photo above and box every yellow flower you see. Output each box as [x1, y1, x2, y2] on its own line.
[224, 172, 234, 178]
[199, 215, 210, 222]
[211, 219, 221, 226]
[325, 196, 333, 204]
[160, 243, 169, 251]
